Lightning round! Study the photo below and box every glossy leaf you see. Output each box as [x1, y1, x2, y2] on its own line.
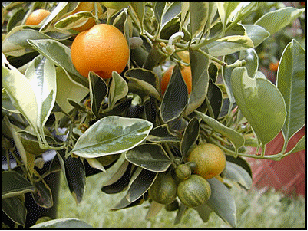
[243, 25, 270, 48]
[239, 48, 259, 78]
[63, 156, 85, 204]
[180, 117, 200, 159]
[28, 38, 88, 88]
[206, 35, 254, 57]
[161, 2, 181, 29]
[205, 80, 223, 119]
[88, 71, 108, 118]
[126, 168, 157, 202]
[277, 39, 305, 142]
[55, 67, 89, 114]
[160, 65, 188, 123]
[226, 155, 252, 179]
[31, 218, 93, 228]
[223, 162, 252, 189]
[189, 2, 209, 38]
[2, 196, 26, 226]
[108, 72, 128, 109]
[231, 67, 287, 145]
[184, 49, 209, 116]
[255, 7, 305, 36]
[2, 171, 35, 199]
[207, 177, 237, 228]
[55, 11, 94, 30]
[154, 2, 166, 25]
[125, 68, 159, 88]
[72, 116, 153, 158]
[195, 111, 244, 151]
[126, 143, 171, 172]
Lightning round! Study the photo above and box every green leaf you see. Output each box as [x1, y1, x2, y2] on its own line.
[277, 39, 305, 142]
[147, 125, 180, 143]
[3, 55, 39, 134]
[129, 2, 145, 30]
[7, 8, 26, 32]
[231, 67, 286, 145]
[184, 49, 209, 116]
[55, 67, 89, 114]
[88, 72, 108, 118]
[216, 2, 240, 31]
[286, 135, 305, 155]
[226, 155, 252, 179]
[180, 117, 200, 159]
[2, 27, 49, 56]
[194, 203, 213, 223]
[242, 25, 270, 48]
[28, 38, 88, 88]
[160, 65, 188, 123]
[30, 218, 93, 228]
[126, 168, 156, 202]
[189, 2, 209, 38]
[161, 2, 181, 30]
[32, 176, 53, 209]
[223, 162, 252, 189]
[154, 2, 166, 25]
[205, 80, 223, 119]
[206, 35, 254, 56]
[195, 111, 244, 151]
[126, 143, 171, 172]
[2, 171, 35, 199]
[239, 48, 259, 78]
[207, 177, 237, 228]
[2, 196, 26, 226]
[25, 55, 56, 129]
[125, 68, 159, 88]
[55, 11, 94, 30]
[255, 7, 305, 36]
[108, 72, 128, 109]
[63, 156, 85, 204]
[72, 116, 153, 158]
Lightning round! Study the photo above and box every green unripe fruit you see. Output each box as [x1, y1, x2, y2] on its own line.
[177, 175, 211, 208]
[148, 172, 177, 205]
[176, 163, 191, 180]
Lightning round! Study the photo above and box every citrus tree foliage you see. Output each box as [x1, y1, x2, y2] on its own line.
[2, 2, 305, 228]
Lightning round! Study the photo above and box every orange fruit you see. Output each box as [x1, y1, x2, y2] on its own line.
[71, 2, 96, 32]
[269, 61, 279, 72]
[161, 65, 192, 95]
[70, 24, 129, 79]
[25, 9, 51, 25]
[187, 143, 226, 179]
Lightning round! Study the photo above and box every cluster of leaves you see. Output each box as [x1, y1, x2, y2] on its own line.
[2, 2, 305, 228]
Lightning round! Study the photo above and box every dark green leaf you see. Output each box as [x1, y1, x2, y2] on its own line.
[2, 196, 26, 226]
[184, 49, 209, 116]
[277, 39, 305, 142]
[2, 171, 35, 199]
[205, 80, 223, 119]
[154, 2, 166, 25]
[207, 178, 237, 227]
[126, 168, 157, 202]
[63, 156, 85, 204]
[88, 71, 108, 118]
[143, 43, 168, 70]
[147, 125, 180, 143]
[160, 65, 188, 123]
[161, 2, 181, 29]
[72, 116, 153, 158]
[126, 143, 171, 172]
[125, 68, 159, 88]
[180, 117, 200, 159]
[32, 176, 53, 208]
[129, 2, 145, 30]
[7, 8, 26, 32]
[194, 203, 213, 223]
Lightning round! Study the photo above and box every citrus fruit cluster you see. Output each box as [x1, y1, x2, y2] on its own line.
[148, 143, 226, 208]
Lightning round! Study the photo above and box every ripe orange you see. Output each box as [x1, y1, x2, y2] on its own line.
[161, 65, 192, 95]
[187, 143, 226, 179]
[70, 24, 129, 79]
[71, 2, 96, 32]
[25, 9, 51, 25]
